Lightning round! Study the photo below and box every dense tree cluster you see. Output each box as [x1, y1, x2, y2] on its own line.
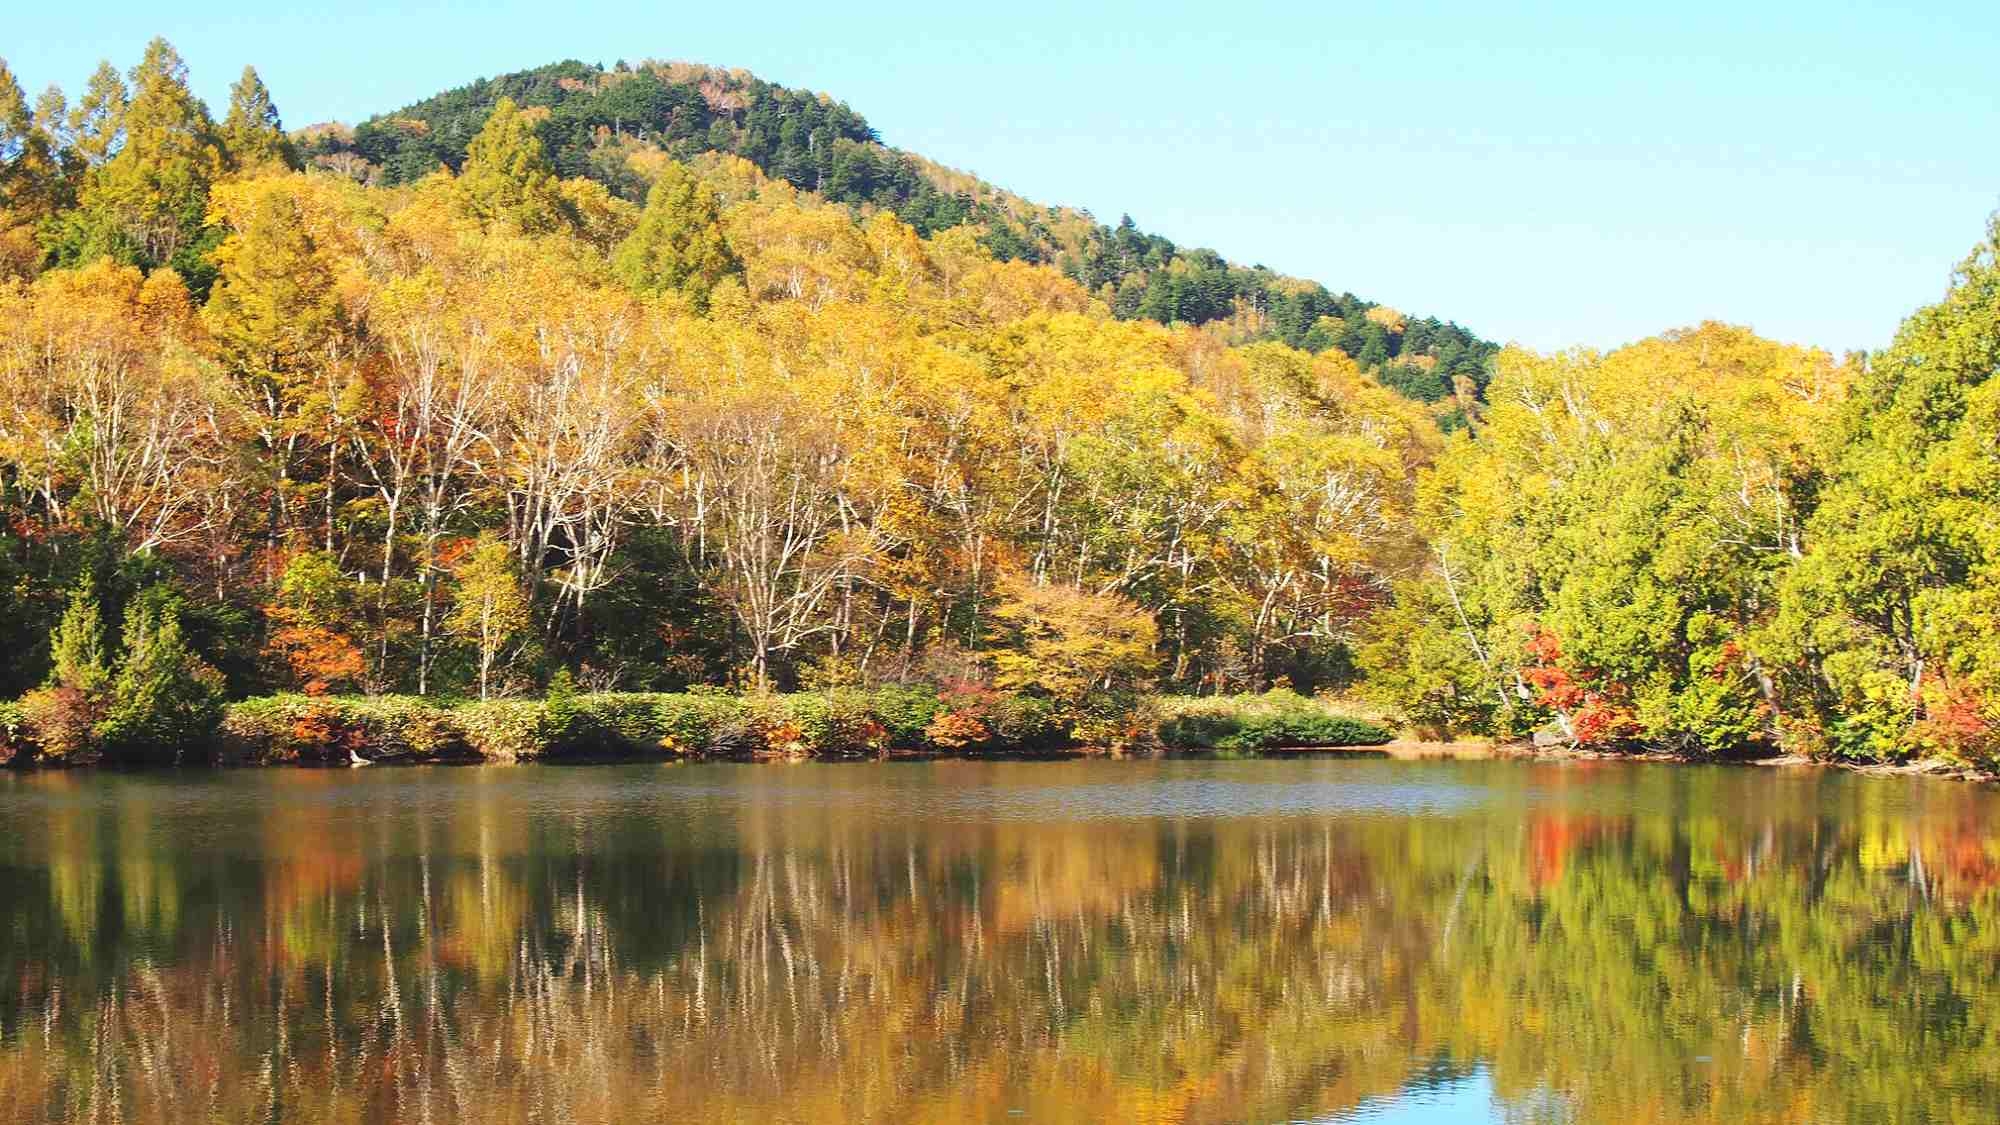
[0, 45, 1440, 752]
[297, 59, 1498, 396]
[1361, 229, 2000, 767]
[2, 42, 1993, 769]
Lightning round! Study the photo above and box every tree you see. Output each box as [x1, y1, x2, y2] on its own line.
[456, 97, 566, 234]
[18, 579, 113, 760]
[265, 551, 368, 695]
[219, 66, 300, 173]
[447, 534, 530, 699]
[64, 60, 128, 169]
[48, 577, 111, 696]
[1772, 217, 2000, 765]
[612, 160, 740, 310]
[202, 176, 343, 547]
[53, 39, 224, 282]
[987, 575, 1159, 706]
[0, 57, 65, 277]
[99, 591, 225, 762]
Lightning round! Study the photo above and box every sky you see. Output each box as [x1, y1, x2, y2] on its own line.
[9, 1, 1999, 354]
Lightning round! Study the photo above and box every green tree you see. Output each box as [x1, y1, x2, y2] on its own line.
[99, 592, 225, 762]
[219, 66, 300, 172]
[1772, 217, 2000, 765]
[612, 160, 740, 310]
[456, 96, 566, 234]
[64, 60, 128, 169]
[52, 39, 224, 281]
[48, 577, 111, 696]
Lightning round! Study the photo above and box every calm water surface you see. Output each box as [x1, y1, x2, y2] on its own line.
[1, 759, 1994, 1123]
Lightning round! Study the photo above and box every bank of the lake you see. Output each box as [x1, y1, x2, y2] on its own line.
[0, 687, 1396, 768]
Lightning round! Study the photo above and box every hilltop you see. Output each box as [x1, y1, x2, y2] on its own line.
[299, 59, 1498, 408]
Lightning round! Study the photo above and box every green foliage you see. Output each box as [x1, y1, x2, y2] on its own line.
[0, 699, 27, 763]
[1770, 216, 2000, 767]
[445, 533, 530, 699]
[302, 59, 1496, 397]
[1355, 578, 1503, 738]
[48, 578, 111, 696]
[48, 38, 225, 287]
[218, 694, 467, 765]
[219, 66, 299, 172]
[1155, 691, 1393, 750]
[455, 97, 567, 233]
[613, 160, 741, 309]
[97, 594, 226, 763]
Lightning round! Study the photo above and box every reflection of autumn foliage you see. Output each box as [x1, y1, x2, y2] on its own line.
[5, 765, 1999, 1123]
[1525, 812, 1614, 888]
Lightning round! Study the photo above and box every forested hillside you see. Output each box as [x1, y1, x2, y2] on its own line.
[299, 59, 1499, 412]
[0, 40, 1996, 771]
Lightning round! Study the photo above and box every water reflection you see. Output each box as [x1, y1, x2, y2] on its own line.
[0, 760, 1994, 1123]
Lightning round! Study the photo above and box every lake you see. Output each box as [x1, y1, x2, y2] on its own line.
[0, 759, 1993, 1123]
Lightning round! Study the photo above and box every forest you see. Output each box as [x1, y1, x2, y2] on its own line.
[0, 41, 1995, 769]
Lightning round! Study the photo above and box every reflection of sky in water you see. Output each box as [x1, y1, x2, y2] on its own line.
[909, 779, 1488, 820]
[573, 775, 1491, 821]
[1317, 1066, 1498, 1122]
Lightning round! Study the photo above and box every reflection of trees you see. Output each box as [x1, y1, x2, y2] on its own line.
[0, 764, 1994, 1122]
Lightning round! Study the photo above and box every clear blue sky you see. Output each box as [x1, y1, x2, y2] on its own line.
[10, 1, 1998, 354]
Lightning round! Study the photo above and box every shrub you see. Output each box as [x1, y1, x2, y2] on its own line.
[220, 695, 471, 764]
[0, 700, 31, 765]
[1155, 691, 1393, 751]
[456, 699, 546, 763]
[782, 691, 891, 757]
[17, 688, 98, 763]
[646, 693, 746, 756]
[867, 684, 942, 747]
[924, 708, 990, 749]
[989, 693, 1067, 751]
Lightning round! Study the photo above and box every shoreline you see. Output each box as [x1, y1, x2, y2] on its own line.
[5, 735, 1994, 785]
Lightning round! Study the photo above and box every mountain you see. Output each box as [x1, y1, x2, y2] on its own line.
[300, 59, 1498, 406]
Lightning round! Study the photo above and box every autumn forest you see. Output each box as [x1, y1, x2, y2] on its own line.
[0, 41, 1997, 771]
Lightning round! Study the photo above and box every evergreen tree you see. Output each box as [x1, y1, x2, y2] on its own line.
[457, 96, 567, 233]
[64, 60, 128, 169]
[0, 58, 65, 275]
[53, 39, 223, 282]
[219, 66, 300, 172]
[612, 160, 740, 309]
[100, 594, 224, 762]
[48, 578, 110, 696]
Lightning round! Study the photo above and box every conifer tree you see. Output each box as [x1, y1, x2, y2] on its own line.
[612, 160, 740, 310]
[457, 96, 566, 233]
[55, 39, 224, 279]
[219, 66, 300, 172]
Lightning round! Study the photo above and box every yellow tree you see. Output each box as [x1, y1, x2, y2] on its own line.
[447, 534, 530, 699]
[202, 175, 345, 552]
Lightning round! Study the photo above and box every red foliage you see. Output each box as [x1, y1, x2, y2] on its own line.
[924, 709, 990, 749]
[1916, 681, 1995, 762]
[268, 623, 366, 696]
[1522, 625, 1638, 745]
